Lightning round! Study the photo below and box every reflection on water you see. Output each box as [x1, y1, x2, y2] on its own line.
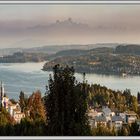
[76, 73, 140, 96]
[0, 62, 51, 99]
[0, 62, 139, 100]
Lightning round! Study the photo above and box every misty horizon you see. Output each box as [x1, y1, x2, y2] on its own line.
[1, 5, 140, 48]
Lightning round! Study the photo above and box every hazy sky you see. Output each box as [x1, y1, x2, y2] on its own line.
[0, 5, 140, 48]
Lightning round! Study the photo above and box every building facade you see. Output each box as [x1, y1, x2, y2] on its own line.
[88, 106, 138, 131]
[0, 81, 25, 123]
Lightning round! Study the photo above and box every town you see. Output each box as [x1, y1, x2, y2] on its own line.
[88, 106, 140, 132]
[0, 82, 25, 123]
[0, 75, 140, 136]
[0, 63, 140, 136]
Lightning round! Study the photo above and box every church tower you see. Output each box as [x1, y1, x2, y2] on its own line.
[0, 81, 4, 108]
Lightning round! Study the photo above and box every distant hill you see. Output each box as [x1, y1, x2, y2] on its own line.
[55, 49, 87, 57]
[1, 44, 140, 76]
[43, 45, 140, 76]
[24, 45, 90, 54]
[0, 48, 23, 57]
[0, 43, 119, 56]
[0, 52, 48, 63]
[115, 44, 140, 55]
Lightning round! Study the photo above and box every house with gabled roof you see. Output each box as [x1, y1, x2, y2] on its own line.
[8, 102, 25, 123]
[125, 111, 138, 124]
[102, 106, 115, 121]
[111, 115, 124, 130]
[94, 115, 107, 127]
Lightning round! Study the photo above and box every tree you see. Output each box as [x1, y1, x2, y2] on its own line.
[45, 64, 91, 136]
[19, 91, 25, 112]
[0, 107, 15, 126]
[123, 89, 131, 107]
[9, 99, 17, 104]
[118, 125, 129, 136]
[137, 92, 140, 104]
[130, 96, 138, 112]
[28, 90, 46, 122]
[129, 122, 140, 136]
[92, 125, 116, 136]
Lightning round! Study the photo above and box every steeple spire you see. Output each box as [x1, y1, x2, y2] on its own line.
[1, 81, 4, 97]
[0, 81, 4, 106]
[0, 81, 3, 108]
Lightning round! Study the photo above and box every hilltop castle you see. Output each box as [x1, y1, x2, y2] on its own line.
[0, 82, 25, 123]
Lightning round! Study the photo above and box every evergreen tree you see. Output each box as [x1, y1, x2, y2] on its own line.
[130, 96, 138, 112]
[19, 91, 26, 112]
[123, 89, 131, 107]
[129, 122, 140, 136]
[137, 92, 140, 104]
[45, 64, 91, 136]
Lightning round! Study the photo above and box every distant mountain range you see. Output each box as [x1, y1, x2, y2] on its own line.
[1, 18, 140, 50]
[0, 18, 93, 45]
[27, 18, 92, 36]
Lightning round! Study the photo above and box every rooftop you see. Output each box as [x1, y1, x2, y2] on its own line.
[125, 111, 137, 115]
[95, 116, 107, 122]
[112, 115, 123, 122]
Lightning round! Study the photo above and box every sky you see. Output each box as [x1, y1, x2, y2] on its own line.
[0, 5, 140, 48]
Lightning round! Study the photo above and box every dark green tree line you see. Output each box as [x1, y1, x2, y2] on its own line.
[45, 64, 91, 136]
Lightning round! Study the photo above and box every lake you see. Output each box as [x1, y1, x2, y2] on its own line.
[0, 62, 140, 100]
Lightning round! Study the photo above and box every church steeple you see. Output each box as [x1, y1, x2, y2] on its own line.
[0, 81, 4, 108]
[1, 81, 4, 97]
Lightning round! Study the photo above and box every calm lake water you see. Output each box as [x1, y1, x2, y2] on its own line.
[0, 62, 140, 100]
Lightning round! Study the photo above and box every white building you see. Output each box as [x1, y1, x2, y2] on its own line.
[111, 115, 123, 130]
[102, 106, 115, 121]
[0, 81, 25, 123]
[119, 113, 126, 122]
[125, 111, 137, 124]
[88, 106, 139, 131]
[94, 116, 107, 127]
[0, 82, 9, 110]
[13, 108, 25, 123]
[2, 96, 9, 110]
[88, 109, 98, 119]
[8, 102, 25, 123]
[88, 109, 98, 128]
[8, 102, 19, 116]
[95, 108, 103, 116]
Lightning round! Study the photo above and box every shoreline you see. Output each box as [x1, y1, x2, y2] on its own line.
[0, 62, 139, 99]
